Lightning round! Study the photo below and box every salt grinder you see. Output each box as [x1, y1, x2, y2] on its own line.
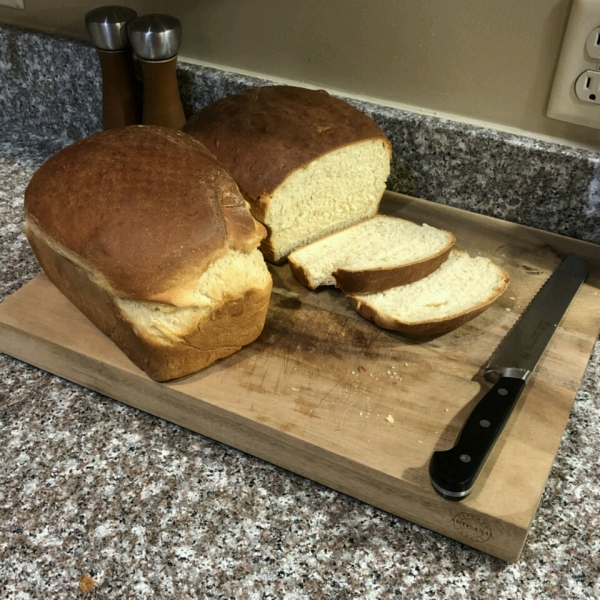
[127, 14, 186, 129]
[85, 6, 140, 130]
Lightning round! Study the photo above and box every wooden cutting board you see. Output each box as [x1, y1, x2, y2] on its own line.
[1, 191, 600, 562]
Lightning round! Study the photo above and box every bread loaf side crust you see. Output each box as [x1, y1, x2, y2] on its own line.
[26, 220, 272, 381]
[332, 245, 453, 294]
[183, 86, 391, 206]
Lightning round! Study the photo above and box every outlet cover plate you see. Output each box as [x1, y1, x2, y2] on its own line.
[0, 0, 25, 8]
[548, 0, 600, 129]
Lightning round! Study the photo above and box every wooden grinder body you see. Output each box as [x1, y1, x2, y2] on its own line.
[96, 48, 140, 130]
[139, 56, 186, 130]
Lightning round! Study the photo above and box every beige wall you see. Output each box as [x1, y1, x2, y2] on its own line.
[3, 0, 600, 149]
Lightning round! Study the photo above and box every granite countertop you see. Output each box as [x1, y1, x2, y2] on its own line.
[1, 23, 600, 600]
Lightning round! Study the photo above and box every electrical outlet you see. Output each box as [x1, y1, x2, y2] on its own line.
[585, 26, 600, 58]
[0, 0, 25, 8]
[548, 0, 600, 129]
[575, 69, 600, 102]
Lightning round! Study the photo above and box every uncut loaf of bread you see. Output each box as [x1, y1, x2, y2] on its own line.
[24, 126, 273, 381]
[183, 85, 392, 264]
[287, 215, 456, 293]
[348, 250, 510, 335]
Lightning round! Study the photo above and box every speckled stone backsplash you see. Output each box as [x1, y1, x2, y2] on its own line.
[1, 22, 599, 245]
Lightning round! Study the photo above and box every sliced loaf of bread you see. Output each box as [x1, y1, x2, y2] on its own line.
[348, 249, 509, 335]
[183, 85, 392, 264]
[287, 215, 455, 293]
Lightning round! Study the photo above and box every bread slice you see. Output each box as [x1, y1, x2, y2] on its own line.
[287, 215, 455, 293]
[24, 126, 273, 381]
[348, 250, 509, 335]
[183, 85, 392, 264]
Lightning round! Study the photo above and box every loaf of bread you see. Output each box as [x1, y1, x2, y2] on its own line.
[183, 85, 392, 264]
[24, 126, 273, 381]
[348, 250, 509, 335]
[287, 215, 455, 293]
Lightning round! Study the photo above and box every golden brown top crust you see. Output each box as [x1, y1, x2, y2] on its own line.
[183, 86, 391, 204]
[24, 125, 265, 305]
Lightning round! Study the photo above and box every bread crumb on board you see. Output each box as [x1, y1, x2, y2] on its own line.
[386, 415, 394, 424]
[79, 574, 96, 594]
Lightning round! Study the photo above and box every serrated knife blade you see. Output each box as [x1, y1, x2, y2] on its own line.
[429, 253, 589, 501]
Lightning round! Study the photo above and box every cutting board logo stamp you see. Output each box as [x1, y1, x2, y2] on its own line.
[451, 513, 492, 542]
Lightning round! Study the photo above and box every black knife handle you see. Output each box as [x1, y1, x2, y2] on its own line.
[429, 376, 527, 501]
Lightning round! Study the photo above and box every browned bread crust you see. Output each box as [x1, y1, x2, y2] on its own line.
[287, 261, 313, 290]
[25, 125, 265, 306]
[24, 125, 272, 381]
[332, 246, 453, 294]
[183, 85, 391, 220]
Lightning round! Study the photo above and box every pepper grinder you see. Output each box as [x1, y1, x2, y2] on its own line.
[85, 5, 140, 130]
[127, 14, 186, 130]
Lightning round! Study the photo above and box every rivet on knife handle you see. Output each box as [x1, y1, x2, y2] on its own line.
[429, 253, 589, 501]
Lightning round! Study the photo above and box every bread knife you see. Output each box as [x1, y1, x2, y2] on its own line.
[429, 253, 589, 501]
